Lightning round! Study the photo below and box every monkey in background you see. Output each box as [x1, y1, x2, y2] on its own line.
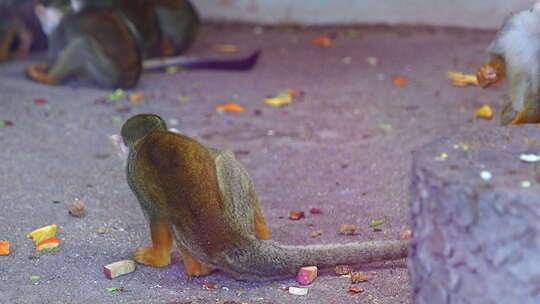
[0, 0, 47, 62]
[121, 114, 408, 281]
[477, 0, 540, 125]
[26, 0, 259, 88]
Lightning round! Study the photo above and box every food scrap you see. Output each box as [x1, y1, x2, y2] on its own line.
[435, 152, 448, 161]
[27, 224, 57, 244]
[309, 231, 323, 238]
[0, 241, 10, 255]
[264, 90, 297, 107]
[392, 77, 408, 87]
[366, 56, 378, 67]
[311, 36, 332, 47]
[520, 154, 540, 163]
[128, 92, 144, 104]
[399, 229, 413, 240]
[36, 238, 60, 252]
[378, 124, 393, 131]
[109, 89, 124, 101]
[106, 287, 126, 292]
[288, 286, 309, 296]
[369, 219, 384, 228]
[213, 44, 240, 53]
[104, 260, 136, 279]
[447, 71, 478, 86]
[29, 275, 41, 283]
[339, 224, 358, 235]
[309, 208, 322, 214]
[111, 116, 124, 124]
[296, 266, 318, 285]
[69, 201, 86, 218]
[288, 211, 305, 220]
[202, 283, 221, 290]
[475, 104, 494, 120]
[347, 286, 364, 294]
[34, 98, 47, 105]
[480, 170, 492, 181]
[335, 265, 352, 275]
[350, 271, 369, 284]
[215, 103, 245, 113]
[521, 180, 532, 188]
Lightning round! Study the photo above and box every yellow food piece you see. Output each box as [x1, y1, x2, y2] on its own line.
[265, 91, 294, 107]
[475, 104, 494, 119]
[447, 71, 478, 86]
[27, 224, 58, 244]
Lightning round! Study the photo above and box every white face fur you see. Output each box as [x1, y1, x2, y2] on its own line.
[34, 4, 64, 35]
[70, 0, 84, 12]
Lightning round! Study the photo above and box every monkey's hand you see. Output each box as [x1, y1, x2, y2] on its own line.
[26, 62, 57, 85]
[476, 56, 505, 88]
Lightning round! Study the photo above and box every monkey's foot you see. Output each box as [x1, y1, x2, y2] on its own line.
[26, 63, 57, 85]
[180, 248, 214, 277]
[161, 38, 176, 57]
[134, 246, 171, 267]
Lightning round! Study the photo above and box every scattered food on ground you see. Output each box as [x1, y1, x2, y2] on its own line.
[288, 211, 305, 220]
[0, 240, 10, 255]
[475, 104, 494, 120]
[36, 238, 60, 252]
[34, 98, 47, 105]
[369, 219, 384, 228]
[335, 265, 352, 275]
[296, 266, 318, 285]
[309, 231, 323, 238]
[520, 154, 540, 163]
[69, 201, 86, 217]
[351, 271, 370, 284]
[215, 103, 245, 113]
[311, 36, 332, 47]
[265, 90, 297, 107]
[447, 71, 478, 86]
[27, 224, 57, 244]
[339, 224, 358, 235]
[392, 77, 408, 87]
[128, 92, 144, 104]
[104, 260, 136, 279]
[109, 89, 124, 101]
[288, 286, 308, 296]
[399, 229, 412, 240]
[480, 170, 492, 181]
[309, 208, 322, 214]
[347, 286, 364, 294]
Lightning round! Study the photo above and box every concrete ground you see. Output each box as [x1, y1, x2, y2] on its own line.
[0, 24, 501, 304]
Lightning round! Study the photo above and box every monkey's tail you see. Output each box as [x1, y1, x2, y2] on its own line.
[218, 239, 408, 281]
[142, 50, 261, 72]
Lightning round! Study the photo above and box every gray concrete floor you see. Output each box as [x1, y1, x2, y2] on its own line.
[0, 24, 501, 303]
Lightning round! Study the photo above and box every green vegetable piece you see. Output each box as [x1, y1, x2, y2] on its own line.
[369, 219, 384, 227]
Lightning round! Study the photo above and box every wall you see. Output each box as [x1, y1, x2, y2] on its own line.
[192, 0, 533, 29]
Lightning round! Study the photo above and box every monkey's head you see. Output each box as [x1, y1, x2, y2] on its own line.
[35, 0, 71, 35]
[121, 114, 168, 147]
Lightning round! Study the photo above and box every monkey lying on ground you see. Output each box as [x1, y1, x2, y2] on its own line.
[120, 113, 408, 281]
[0, 0, 47, 62]
[477, 0, 540, 125]
[26, 0, 259, 88]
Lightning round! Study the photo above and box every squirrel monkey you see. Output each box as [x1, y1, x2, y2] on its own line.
[121, 114, 408, 281]
[26, 0, 259, 88]
[0, 0, 47, 62]
[477, 1, 540, 125]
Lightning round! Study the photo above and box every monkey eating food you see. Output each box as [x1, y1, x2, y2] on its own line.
[120, 113, 408, 281]
[477, 0, 540, 125]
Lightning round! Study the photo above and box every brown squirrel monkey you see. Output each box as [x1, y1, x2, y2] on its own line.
[477, 1, 540, 125]
[0, 0, 47, 62]
[121, 113, 409, 281]
[26, 0, 259, 88]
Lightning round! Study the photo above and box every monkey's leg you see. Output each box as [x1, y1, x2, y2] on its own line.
[134, 219, 173, 267]
[10, 19, 33, 60]
[0, 20, 17, 62]
[26, 39, 87, 85]
[154, 3, 199, 55]
[178, 246, 214, 277]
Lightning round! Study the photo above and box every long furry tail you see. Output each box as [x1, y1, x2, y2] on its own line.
[143, 50, 261, 72]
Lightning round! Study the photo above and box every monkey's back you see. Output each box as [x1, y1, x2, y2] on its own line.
[129, 131, 238, 255]
[59, 9, 141, 88]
